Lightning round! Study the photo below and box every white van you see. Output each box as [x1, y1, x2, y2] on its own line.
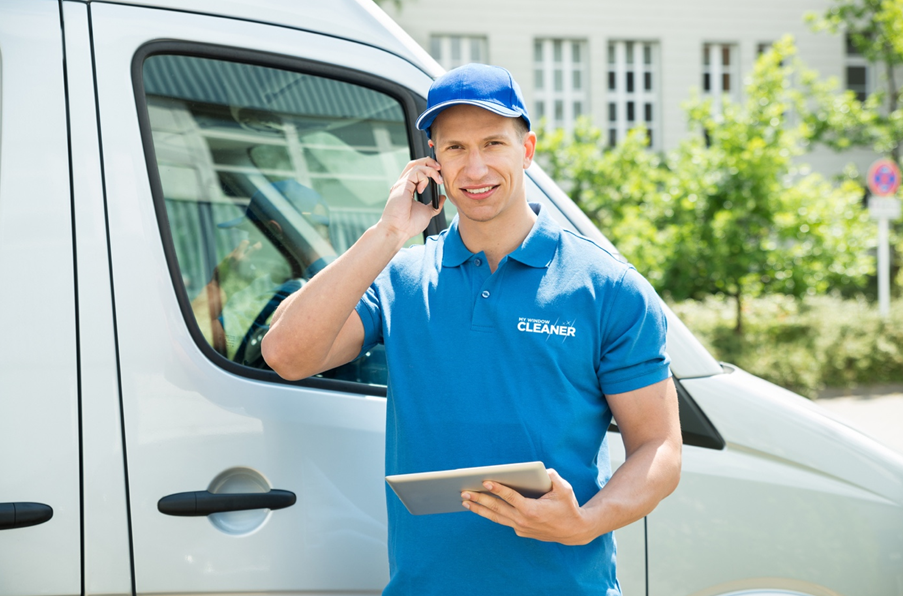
[1, 1, 902, 595]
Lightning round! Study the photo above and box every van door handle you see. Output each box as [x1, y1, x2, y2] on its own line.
[157, 489, 296, 516]
[0, 502, 54, 530]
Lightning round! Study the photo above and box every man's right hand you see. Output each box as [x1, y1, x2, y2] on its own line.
[376, 157, 445, 244]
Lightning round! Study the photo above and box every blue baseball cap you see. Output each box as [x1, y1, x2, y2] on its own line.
[416, 63, 531, 138]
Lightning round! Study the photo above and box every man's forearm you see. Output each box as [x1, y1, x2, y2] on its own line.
[262, 221, 409, 380]
[580, 436, 682, 539]
[458, 436, 680, 546]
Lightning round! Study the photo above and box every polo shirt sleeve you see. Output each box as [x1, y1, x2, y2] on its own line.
[597, 267, 671, 396]
[354, 281, 384, 358]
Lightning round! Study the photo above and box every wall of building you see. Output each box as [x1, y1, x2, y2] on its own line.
[382, 0, 878, 177]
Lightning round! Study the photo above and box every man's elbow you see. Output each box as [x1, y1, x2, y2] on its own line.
[261, 332, 314, 381]
[662, 442, 682, 498]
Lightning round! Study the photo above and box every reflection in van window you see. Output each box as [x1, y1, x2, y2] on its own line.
[143, 55, 412, 386]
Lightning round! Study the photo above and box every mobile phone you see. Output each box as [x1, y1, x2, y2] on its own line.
[418, 147, 441, 209]
[427, 177, 440, 209]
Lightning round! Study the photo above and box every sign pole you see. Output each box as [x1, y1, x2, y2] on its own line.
[878, 216, 890, 318]
[866, 159, 902, 320]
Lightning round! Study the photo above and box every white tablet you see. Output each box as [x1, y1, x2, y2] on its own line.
[386, 461, 551, 515]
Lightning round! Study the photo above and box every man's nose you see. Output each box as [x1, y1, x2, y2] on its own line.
[462, 148, 489, 179]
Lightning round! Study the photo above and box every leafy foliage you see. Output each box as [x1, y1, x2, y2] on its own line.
[671, 294, 903, 397]
[537, 38, 874, 332]
[807, 0, 903, 289]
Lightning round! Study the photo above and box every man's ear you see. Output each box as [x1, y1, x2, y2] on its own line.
[522, 131, 537, 169]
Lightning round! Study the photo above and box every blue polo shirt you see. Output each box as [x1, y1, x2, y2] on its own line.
[355, 203, 670, 596]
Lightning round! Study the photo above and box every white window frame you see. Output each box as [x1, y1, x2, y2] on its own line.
[702, 43, 739, 114]
[429, 34, 488, 70]
[533, 38, 589, 133]
[607, 40, 659, 150]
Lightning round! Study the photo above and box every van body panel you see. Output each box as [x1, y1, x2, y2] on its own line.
[97, 0, 441, 77]
[0, 1, 81, 594]
[651, 369, 903, 595]
[62, 3, 135, 594]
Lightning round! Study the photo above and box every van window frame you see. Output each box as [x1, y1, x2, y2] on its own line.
[132, 40, 439, 396]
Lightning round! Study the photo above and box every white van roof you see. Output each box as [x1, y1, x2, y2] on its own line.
[104, 0, 443, 77]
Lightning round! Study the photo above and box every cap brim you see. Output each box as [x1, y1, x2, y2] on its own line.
[416, 99, 524, 133]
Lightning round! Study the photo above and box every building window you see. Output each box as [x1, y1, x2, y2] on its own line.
[702, 43, 739, 113]
[429, 35, 488, 70]
[845, 33, 871, 102]
[534, 38, 589, 132]
[607, 40, 659, 149]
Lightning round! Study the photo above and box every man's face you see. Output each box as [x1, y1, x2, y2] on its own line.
[430, 105, 536, 226]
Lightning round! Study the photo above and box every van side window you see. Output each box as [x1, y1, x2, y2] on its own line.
[142, 54, 414, 386]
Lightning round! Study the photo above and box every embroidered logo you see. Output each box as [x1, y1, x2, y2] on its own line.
[517, 317, 576, 338]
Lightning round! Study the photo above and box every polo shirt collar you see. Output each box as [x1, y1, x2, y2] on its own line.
[441, 202, 560, 268]
[440, 216, 473, 267]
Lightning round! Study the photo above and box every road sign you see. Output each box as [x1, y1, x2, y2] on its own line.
[868, 196, 902, 220]
[866, 159, 901, 319]
[867, 159, 902, 197]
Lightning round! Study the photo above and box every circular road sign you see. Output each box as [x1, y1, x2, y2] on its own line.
[867, 159, 902, 197]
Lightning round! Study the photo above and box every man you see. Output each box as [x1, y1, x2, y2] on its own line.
[262, 64, 681, 595]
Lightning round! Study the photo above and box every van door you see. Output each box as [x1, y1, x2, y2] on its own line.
[0, 2, 81, 594]
[89, 3, 435, 593]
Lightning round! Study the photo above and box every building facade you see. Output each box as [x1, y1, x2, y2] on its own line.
[382, 0, 877, 175]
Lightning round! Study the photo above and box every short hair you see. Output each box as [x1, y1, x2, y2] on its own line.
[512, 117, 530, 141]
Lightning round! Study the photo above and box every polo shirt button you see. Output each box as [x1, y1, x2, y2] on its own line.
[474, 258, 482, 267]
[481, 290, 490, 298]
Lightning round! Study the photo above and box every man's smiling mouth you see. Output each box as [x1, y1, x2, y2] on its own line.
[462, 185, 498, 196]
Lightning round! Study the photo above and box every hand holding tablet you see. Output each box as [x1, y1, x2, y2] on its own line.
[386, 461, 551, 515]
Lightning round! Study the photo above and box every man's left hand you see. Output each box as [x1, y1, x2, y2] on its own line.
[461, 469, 594, 546]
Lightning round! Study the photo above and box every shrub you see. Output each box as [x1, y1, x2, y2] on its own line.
[670, 294, 903, 397]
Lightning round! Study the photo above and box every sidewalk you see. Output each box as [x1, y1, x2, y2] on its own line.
[815, 384, 903, 456]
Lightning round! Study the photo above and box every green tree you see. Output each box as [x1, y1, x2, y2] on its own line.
[807, 0, 903, 158]
[807, 0, 903, 289]
[538, 125, 668, 283]
[538, 39, 874, 334]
